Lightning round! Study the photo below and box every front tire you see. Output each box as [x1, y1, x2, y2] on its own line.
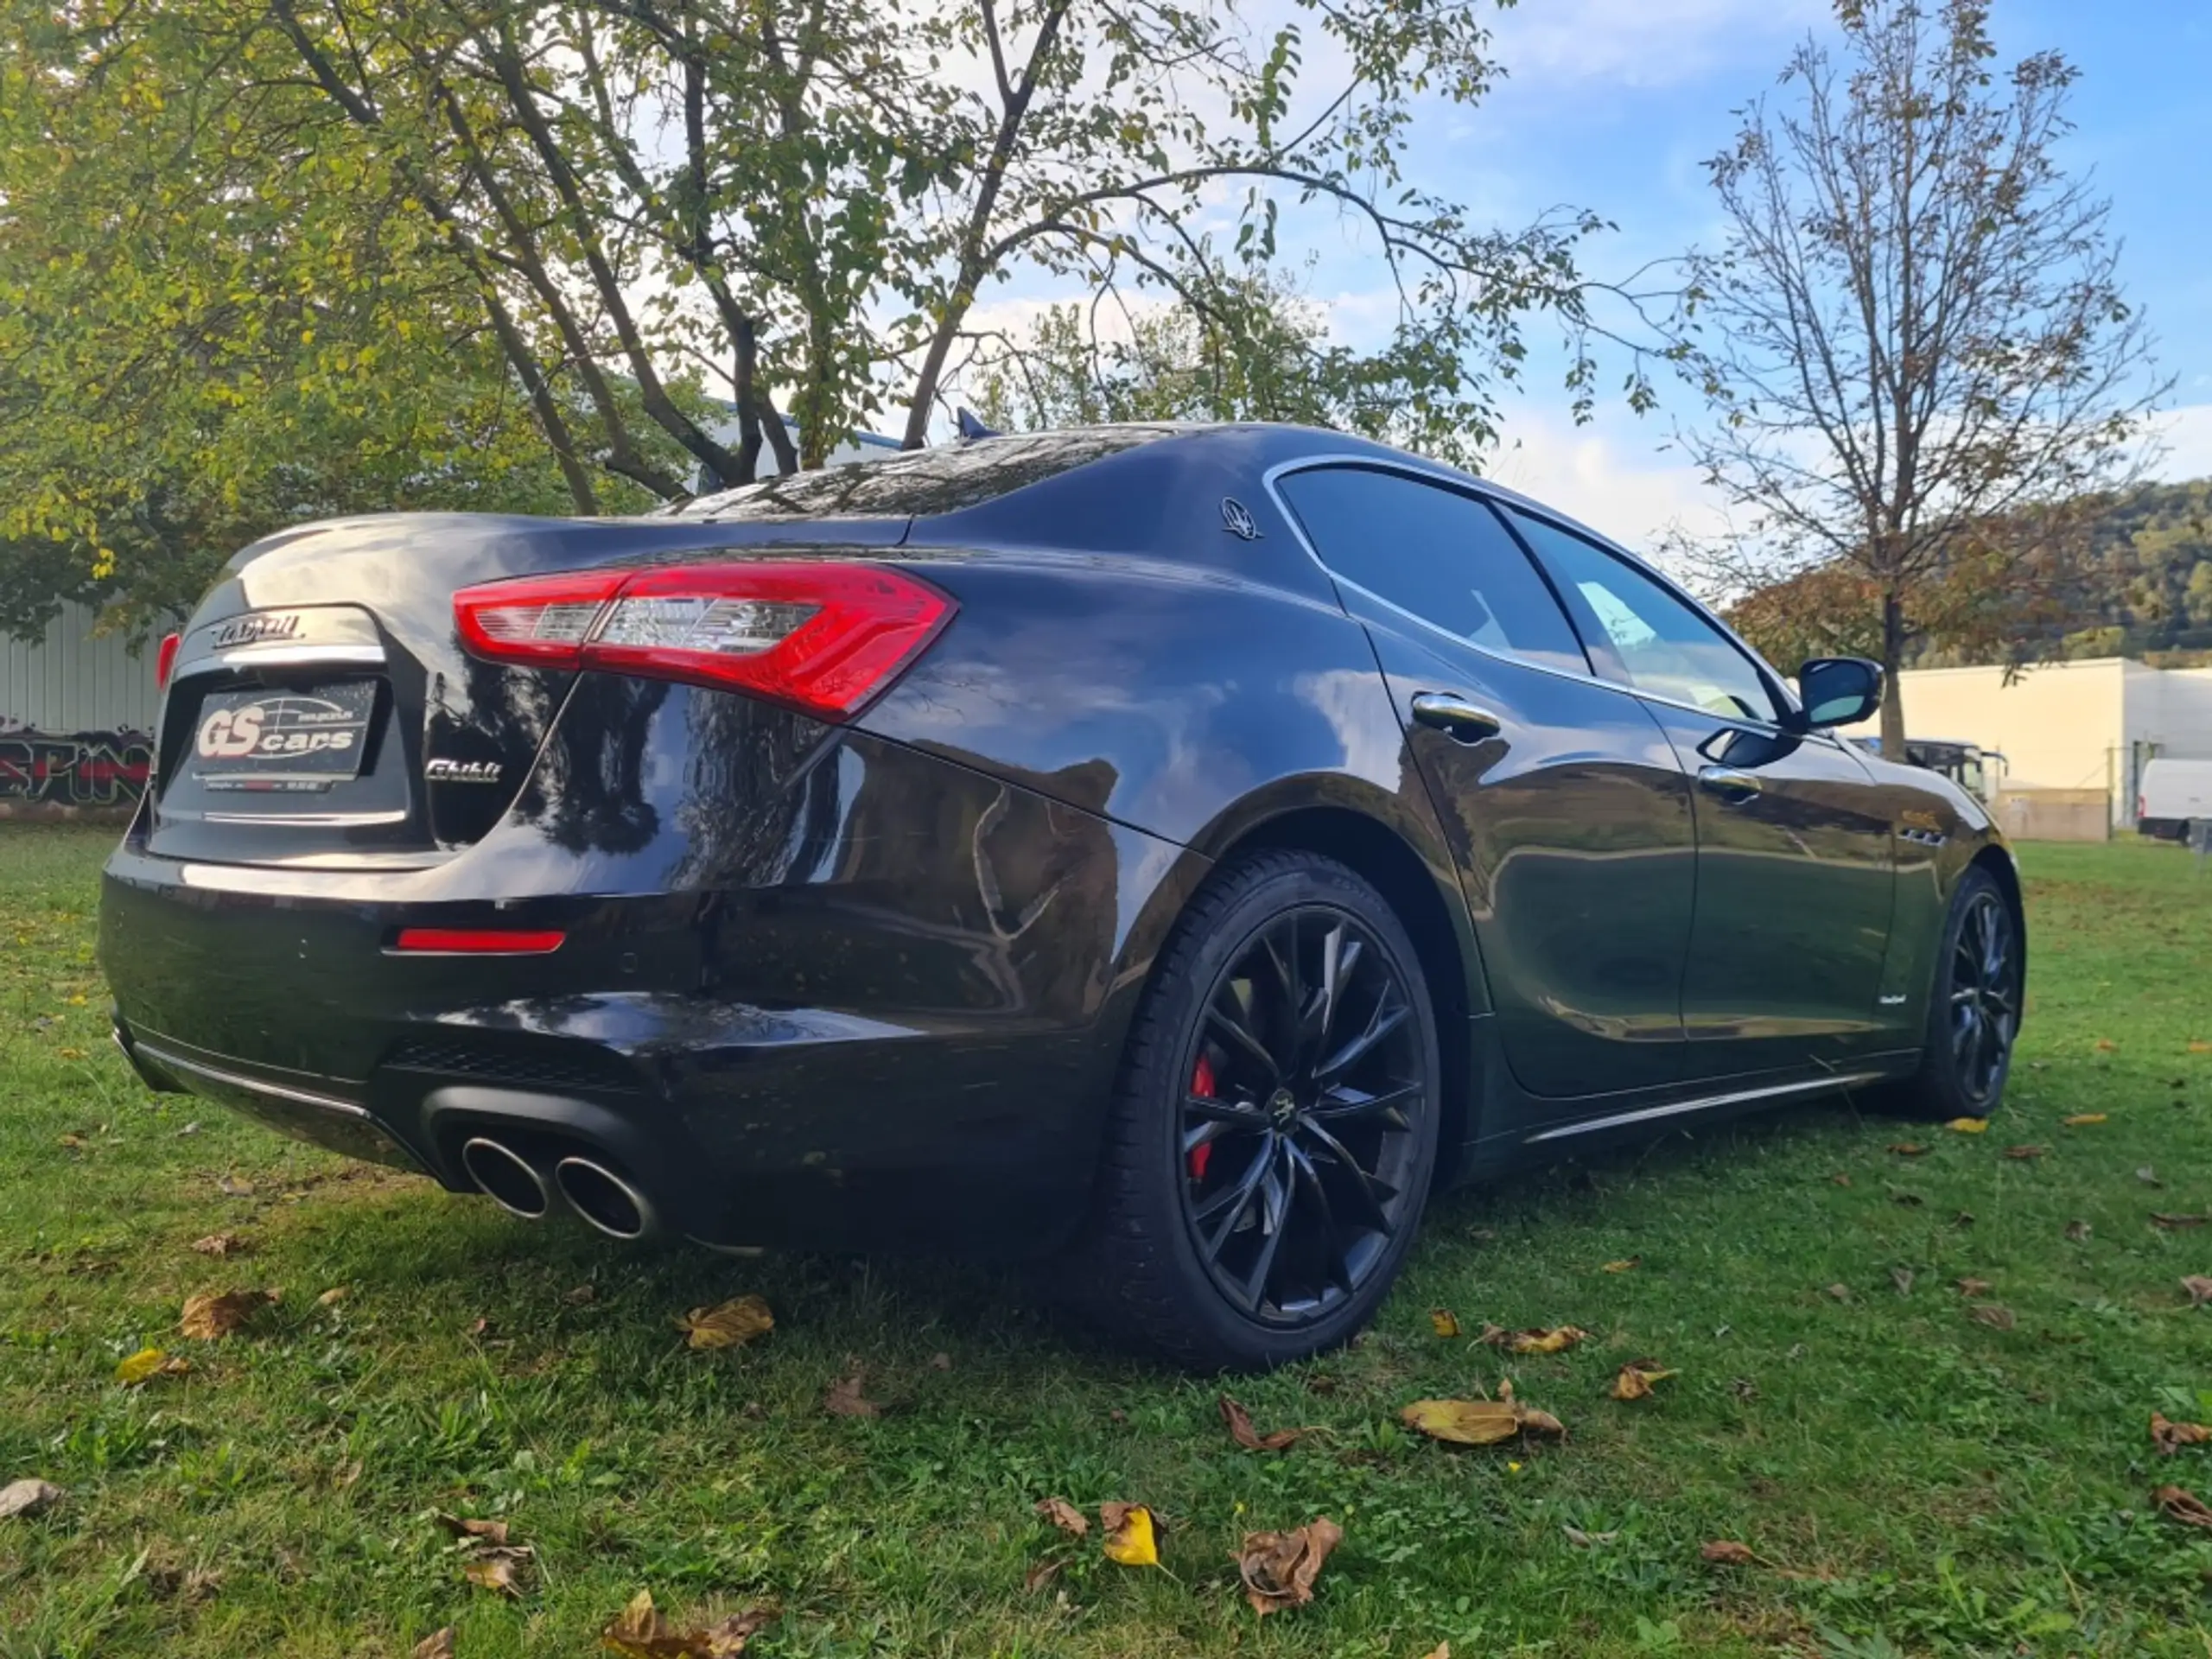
[1885, 865, 2021, 1122]
[1072, 851, 1442, 1371]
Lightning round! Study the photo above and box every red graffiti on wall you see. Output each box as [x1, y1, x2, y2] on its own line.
[0, 729, 153, 805]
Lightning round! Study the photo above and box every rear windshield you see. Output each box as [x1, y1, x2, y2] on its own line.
[664, 427, 1173, 522]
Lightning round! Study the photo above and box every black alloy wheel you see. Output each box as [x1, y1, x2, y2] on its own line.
[1179, 906, 1425, 1325]
[1886, 864, 2022, 1122]
[1072, 850, 1441, 1371]
[1948, 886, 2018, 1110]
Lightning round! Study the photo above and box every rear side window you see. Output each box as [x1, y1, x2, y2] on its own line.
[1502, 508, 1781, 723]
[1277, 467, 1589, 675]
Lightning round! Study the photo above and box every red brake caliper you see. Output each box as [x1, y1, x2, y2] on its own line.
[1187, 1052, 1217, 1181]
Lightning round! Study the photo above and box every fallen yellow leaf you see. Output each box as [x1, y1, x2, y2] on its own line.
[1946, 1116, 1989, 1134]
[179, 1287, 276, 1340]
[2002, 1144, 2046, 1160]
[437, 1514, 512, 1546]
[600, 1588, 774, 1656]
[462, 1547, 532, 1597]
[1886, 1142, 1929, 1156]
[2184, 1275, 2212, 1306]
[1100, 1501, 1160, 1567]
[1484, 1324, 1590, 1355]
[1429, 1307, 1460, 1338]
[412, 1630, 455, 1659]
[1601, 1257, 1641, 1273]
[189, 1232, 250, 1257]
[2062, 1113, 2107, 1127]
[1236, 1516, 1343, 1617]
[114, 1347, 190, 1386]
[1610, 1360, 1676, 1402]
[2190, 1040, 2211, 1054]
[675, 1295, 773, 1351]
[2094, 1039, 2117, 1052]
[1401, 1398, 1518, 1445]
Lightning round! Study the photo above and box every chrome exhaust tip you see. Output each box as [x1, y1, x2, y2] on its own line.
[552, 1155, 656, 1241]
[460, 1136, 551, 1219]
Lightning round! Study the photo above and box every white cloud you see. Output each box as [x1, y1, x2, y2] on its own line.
[1478, 407, 1726, 553]
[1489, 0, 1827, 90]
[2147, 403, 2212, 482]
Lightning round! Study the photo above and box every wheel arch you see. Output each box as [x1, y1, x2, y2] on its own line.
[1208, 801, 1485, 1183]
[1967, 841, 2027, 1007]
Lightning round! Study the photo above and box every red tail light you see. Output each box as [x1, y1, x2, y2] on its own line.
[391, 927, 565, 955]
[156, 632, 181, 689]
[453, 562, 953, 720]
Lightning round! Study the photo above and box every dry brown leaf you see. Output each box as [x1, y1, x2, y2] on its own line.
[1955, 1277, 1993, 1298]
[928, 1351, 952, 1371]
[316, 1287, 347, 1307]
[216, 1173, 256, 1197]
[1484, 1325, 1589, 1355]
[2183, 1276, 2212, 1306]
[565, 1283, 598, 1304]
[412, 1629, 455, 1659]
[1886, 1142, 1929, 1156]
[1429, 1307, 1460, 1338]
[2153, 1485, 2212, 1529]
[0, 1478, 64, 1519]
[1601, 1257, 1641, 1273]
[1826, 1283, 1852, 1301]
[2064, 1220, 2092, 1242]
[114, 1347, 191, 1386]
[179, 1287, 276, 1340]
[2152, 1214, 2210, 1230]
[2062, 1113, 2107, 1127]
[437, 1514, 512, 1547]
[2095, 1039, 2118, 1052]
[190, 1233, 249, 1257]
[823, 1369, 880, 1419]
[1968, 1304, 2018, 1330]
[462, 1547, 532, 1597]
[675, 1295, 772, 1351]
[1033, 1497, 1088, 1538]
[601, 1588, 775, 1657]
[1219, 1395, 1308, 1452]
[1830, 1173, 1853, 1186]
[1022, 1558, 1065, 1594]
[2002, 1145, 2045, 1160]
[2152, 1413, 2212, 1456]
[1236, 1516, 1344, 1617]
[1561, 1526, 1618, 1548]
[1700, 1540, 1756, 1566]
[1610, 1361, 1675, 1402]
[1099, 1501, 1160, 1567]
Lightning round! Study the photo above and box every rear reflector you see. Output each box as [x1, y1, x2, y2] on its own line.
[391, 928, 566, 956]
[156, 632, 181, 689]
[453, 561, 953, 720]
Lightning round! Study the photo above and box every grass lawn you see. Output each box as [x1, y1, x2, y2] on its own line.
[3, 827, 2211, 1657]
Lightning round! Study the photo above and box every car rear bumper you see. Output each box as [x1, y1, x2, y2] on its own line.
[99, 716, 1192, 1254]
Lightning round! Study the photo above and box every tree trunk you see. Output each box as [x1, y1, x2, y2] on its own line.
[1879, 588, 1908, 760]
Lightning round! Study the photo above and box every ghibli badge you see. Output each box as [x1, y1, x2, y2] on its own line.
[425, 757, 504, 785]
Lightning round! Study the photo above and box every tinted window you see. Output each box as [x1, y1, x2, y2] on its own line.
[1503, 509, 1779, 722]
[1278, 467, 1588, 674]
[667, 427, 1171, 520]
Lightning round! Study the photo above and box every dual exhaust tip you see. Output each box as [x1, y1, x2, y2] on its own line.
[459, 1136, 657, 1241]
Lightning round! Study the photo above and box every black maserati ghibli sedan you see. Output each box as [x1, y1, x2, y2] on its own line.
[99, 423, 2024, 1369]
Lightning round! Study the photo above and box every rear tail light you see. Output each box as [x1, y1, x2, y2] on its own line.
[453, 562, 952, 720]
[156, 632, 180, 689]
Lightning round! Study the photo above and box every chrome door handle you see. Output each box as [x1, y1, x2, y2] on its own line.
[1698, 765, 1764, 801]
[1410, 692, 1503, 743]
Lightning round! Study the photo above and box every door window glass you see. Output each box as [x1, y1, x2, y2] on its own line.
[1277, 467, 1588, 674]
[1503, 510, 1780, 721]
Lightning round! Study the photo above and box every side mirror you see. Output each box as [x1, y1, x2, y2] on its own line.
[1792, 657, 1883, 731]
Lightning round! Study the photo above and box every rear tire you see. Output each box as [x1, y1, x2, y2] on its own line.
[1071, 850, 1441, 1371]
[1882, 865, 2021, 1122]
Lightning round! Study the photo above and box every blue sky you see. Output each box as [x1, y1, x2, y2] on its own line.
[1332, 0, 2212, 550]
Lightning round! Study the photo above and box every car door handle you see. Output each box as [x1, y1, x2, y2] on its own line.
[1410, 692, 1503, 743]
[1698, 765, 1764, 802]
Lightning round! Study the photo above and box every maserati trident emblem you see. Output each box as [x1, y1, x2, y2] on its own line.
[1220, 497, 1262, 541]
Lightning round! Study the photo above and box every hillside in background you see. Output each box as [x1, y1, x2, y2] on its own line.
[2021, 476, 2212, 665]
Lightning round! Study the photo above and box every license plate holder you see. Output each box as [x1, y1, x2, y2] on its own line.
[188, 682, 377, 793]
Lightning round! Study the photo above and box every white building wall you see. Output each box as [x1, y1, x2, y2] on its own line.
[0, 601, 162, 734]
